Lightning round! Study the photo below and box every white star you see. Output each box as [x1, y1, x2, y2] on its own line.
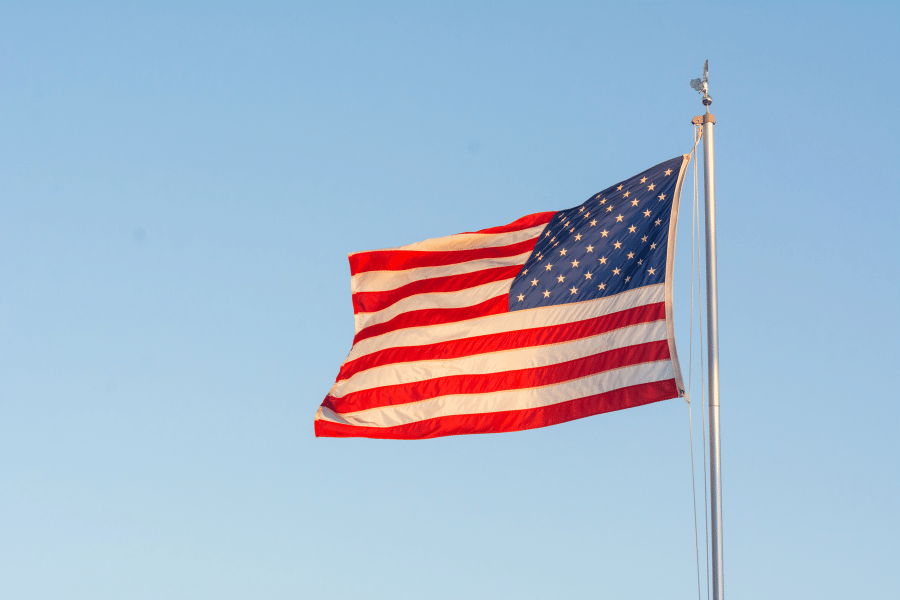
[638, 259, 643, 265]
[623, 190, 630, 198]
[569, 228, 575, 233]
[613, 241, 622, 249]
[582, 212, 591, 219]
[564, 221, 570, 227]
[598, 283, 606, 290]
[589, 219, 597, 227]
[628, 225, 637, 233]
[648, 183, 655, 191]
[543, 289, 551, 298]
[584, 272, 593, 280]
[641, 236, 648, 242]
[579, 206, 585, 212]
[665, 169, 672, 176]
[560, 248, 567, 256]
[522, 269, 527, 275]
[600, 229, 609, 237]
[557, 274, 565, 283]
[585, 244, 594, 253]
[531, 278, 539, 286]
[545, 232, 550, 237]
[569, 286, 578, 295]
[599, 256, 607, 264]
[655, 219, 662, 226]
[643, 209, 652, 217]
[650, 243, 657, 249]
[613, 267, 621, 275]
[606, 205, 614, 212]
[627, 252, 634, 259]
[658, 193, 667, 201]
[571, 259, 579, 267]
[647, 267, 656, 275]
[517, 293, 525, 302]
[545, 263, 553, 271]
[640, 177, 647, 183]
[599, 198, 607, 205]
[615, 214, 624, 222]
[616, 185, 623, 191]
[625, 276, 631, 282]
[574, 233, 582, 241]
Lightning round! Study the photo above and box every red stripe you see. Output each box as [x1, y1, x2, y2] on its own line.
[349, 238, 539, 276]
[315, 379, 679, 439]
[353, 295, 510, 344]
[466, 211, 556, 235]
[352, 265, 523, 314]
[339, 302, 666, 382]
[327, 340, 669, 414]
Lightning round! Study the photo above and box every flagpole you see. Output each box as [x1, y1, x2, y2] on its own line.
[692, 62, 724, 600]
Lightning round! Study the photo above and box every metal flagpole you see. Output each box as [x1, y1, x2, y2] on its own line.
[691, 60, 724, 600]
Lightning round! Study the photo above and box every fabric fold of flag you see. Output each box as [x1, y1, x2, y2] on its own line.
[315, 155, 690, 439]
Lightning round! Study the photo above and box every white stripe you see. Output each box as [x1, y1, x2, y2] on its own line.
[346, 284, 665, 363]
[332, 320, 667, 398]
[317, 360, 674, 428]
[350, 224, 547, 255]
[354, 279, 513, 334]
[351, 251, 532, 293]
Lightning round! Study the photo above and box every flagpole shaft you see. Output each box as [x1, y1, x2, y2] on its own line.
[701, 108, 724, 600]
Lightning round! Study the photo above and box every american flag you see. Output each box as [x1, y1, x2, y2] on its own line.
[315, 155, 689, 439]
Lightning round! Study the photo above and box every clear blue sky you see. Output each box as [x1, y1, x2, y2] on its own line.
[1, 2, 897, 599]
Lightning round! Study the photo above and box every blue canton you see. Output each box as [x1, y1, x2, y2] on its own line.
[509, 156, 683, 311]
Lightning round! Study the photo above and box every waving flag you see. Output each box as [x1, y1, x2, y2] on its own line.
[315, 155, 689, 439]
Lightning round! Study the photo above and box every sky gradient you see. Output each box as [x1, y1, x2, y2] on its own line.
[1, 2, 898, 599]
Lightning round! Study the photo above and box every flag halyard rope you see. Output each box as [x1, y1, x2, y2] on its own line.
[696, 124, 712, 600]
[687, 124, 711, 600]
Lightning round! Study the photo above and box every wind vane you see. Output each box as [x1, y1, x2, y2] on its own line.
[690, 59, 712, 107]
